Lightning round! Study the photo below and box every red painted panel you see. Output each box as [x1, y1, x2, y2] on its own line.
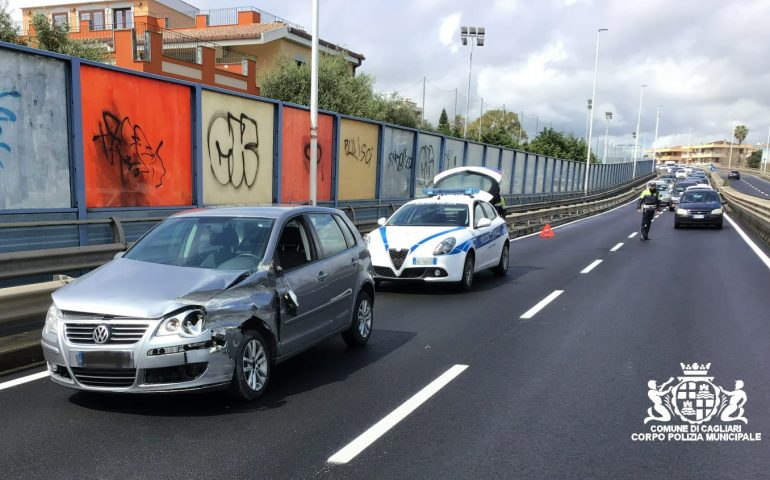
[81, 65, 192, 207]
[281, 107, 333, 203]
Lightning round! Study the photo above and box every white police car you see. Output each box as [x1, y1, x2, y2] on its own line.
[366, 167, 509, 290]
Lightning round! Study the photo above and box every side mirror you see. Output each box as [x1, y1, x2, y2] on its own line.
[475, 217, 492, 228]
[377, 217, 387, 226]
[113, 251, 125, 260]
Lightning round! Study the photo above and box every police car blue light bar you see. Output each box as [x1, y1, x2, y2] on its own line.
[423, 187, 480, 196]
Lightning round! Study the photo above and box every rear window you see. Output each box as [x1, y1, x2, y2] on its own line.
[434, 171, 495, 192]
[681, 191, 719, 203]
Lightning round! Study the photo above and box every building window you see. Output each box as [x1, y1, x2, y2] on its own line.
[80, 9, 105, 30]
[113, 8, 133, 29]
[52, 12, 68, 28]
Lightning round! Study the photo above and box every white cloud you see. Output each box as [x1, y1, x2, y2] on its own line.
[438, 12, 461, 47]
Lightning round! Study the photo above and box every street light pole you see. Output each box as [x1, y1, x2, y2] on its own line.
[309, 0, 319, 205]
[728, 121, 736, 168]
[652, 105, 661, 172]
[631, 84, 647, 178]
[602, 111, 612, 164]
[764, 122, 770, 173]
[461, 26, 485, 138]
[583, 28, 608, 195]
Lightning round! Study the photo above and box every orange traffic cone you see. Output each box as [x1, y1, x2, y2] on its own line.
[539, 224, 555, 238]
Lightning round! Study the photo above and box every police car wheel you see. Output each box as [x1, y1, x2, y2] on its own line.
[459, 253, 475, 291]
[493, 243, 509, 276]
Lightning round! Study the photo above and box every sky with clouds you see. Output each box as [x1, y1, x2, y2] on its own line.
[9, 0, 769, 150]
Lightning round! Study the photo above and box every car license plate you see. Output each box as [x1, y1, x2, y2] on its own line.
[693, 215, 705, 219]
[70, 351, 134, 368]
[412, 257, 437, 266]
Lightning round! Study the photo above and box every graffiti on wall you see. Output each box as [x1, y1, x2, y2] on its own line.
[93, 111, 167, 189]
[207, 112, 260, 188]
[443, 138, 464, 171]
[387, 148, 413, 172]
[338, 119, 378, 200]
[201, 90, 273, 205]
[0, 90, 20, 168]
[380, 127, 415, 199]
[0, 48, 72, 209]
[82, 66, 192, 207]
[281, 106, 332, 203]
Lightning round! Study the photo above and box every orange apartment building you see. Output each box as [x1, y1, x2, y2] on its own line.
[16, 1, 364, 96]
[647, 140, 759, 167]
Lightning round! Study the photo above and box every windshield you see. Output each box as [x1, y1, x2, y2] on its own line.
[681, 191, 719, 203]
[655, 183, 669, 192]
[388, 203, 469, 227]
[125, 216, 274, 270]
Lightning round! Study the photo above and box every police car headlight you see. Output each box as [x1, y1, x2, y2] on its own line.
[711, 208, 723, 215]
[676, 209, 688, 216]
[44, 304, 60, 335]
[433, 237, 456, 255]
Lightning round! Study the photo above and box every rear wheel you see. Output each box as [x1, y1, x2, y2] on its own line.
[459, 253, 475, 291]
[493, 243, 509, 276]
[228, 330, 271, 402]
[342, 290, 373, 347]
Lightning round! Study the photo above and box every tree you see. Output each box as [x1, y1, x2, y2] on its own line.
[0, 0, 23, 44]
[437, 108, 451, 135]
[734, 124, 749, 145]
[527, 128, 598, 163]
[746, 149, 762, 169]
[450, 114, 465, 138]
[259, 53, 421, 128]
[30, 13, 107, 62]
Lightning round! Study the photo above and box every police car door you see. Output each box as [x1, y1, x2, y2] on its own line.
[472, 201, 495, 268]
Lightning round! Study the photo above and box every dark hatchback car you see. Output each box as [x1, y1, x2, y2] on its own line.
[675, 189, 724, 229]
[728, 170, 741, 180]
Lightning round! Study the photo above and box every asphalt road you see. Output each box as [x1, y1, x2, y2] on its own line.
[722, 171, 770, 200]
[1, 202, 769, 480]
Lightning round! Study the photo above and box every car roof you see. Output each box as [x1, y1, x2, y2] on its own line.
[171, 205, 342, 220]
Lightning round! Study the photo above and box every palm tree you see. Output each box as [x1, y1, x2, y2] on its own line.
[734, 125, 749, 145]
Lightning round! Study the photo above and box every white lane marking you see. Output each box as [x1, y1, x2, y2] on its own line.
[628, 232, 638, 238]
[511, 198, 638, 242]
[724, 214, 770, 271]
[520, 290, 564, 319]
[327, 364, 468, 464]
[580, 259, 603, 274]
[0, 370, 48, 392]
[610, 242, 624, 252]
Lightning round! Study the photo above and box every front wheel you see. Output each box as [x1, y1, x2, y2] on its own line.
[493, 243, 509, 276]
[342, 290, 373, 347]
[459, 253, 475, 291]
[228, 330, 271, 402]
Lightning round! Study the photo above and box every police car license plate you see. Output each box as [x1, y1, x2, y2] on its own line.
[412, 257, 437, 266]
[693, 215, 705, 219]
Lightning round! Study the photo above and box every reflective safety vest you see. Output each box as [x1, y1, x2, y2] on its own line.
[637, 189, 659, 208]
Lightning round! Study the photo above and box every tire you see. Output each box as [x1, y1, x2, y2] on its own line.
[342, 290, 373, 347]
[459, 252, 475, 291]
[493, 242, 509, 276]
[715, 223, 723, 230]
[674, 222, 680, 229]
[374, 279, 382, 288]
[228, 329, 271, 402]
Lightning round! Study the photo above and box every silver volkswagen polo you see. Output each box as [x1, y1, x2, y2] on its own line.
[41, 206, 375, 401]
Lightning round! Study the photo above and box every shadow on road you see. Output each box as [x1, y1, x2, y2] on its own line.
[375, 265, 542, 295]
[67, 328, 415, 416]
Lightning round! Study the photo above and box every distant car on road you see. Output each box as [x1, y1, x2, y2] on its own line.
[675, 189, 724, 229]
[366, 167, 509, 290]
[41, 206, 376, 401]
[674, 169, 687, 179]
[654, 181, 672, 209]
[670, 180, 698, 210]
[728, 170, 741, 180]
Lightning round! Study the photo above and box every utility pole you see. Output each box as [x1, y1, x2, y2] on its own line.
[584, 28, 608, 194]
[518, 111, 524, 144]
[632, 84, 647, 178]
[479, 97, 484, 141]
[652, 106, 661, 170]
[461, 26, 485, 138]
[454, 88, 458, 119]
[309, 0, 319, 205]
[764, 122, 770, 173]
[728, 121, 736, 168]
[421, 76, 426, 126]
[602, 112, 612, 163]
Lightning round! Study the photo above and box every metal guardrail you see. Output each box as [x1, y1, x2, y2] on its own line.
[711, 172, 770, 245]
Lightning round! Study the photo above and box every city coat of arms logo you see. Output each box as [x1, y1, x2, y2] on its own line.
[645, 363, 746, 425]
[632, 363, 761, 443]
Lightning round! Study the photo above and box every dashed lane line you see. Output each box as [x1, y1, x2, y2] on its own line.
[628, 232, 638, 238]
[610, 242, 624, 252]
[327, 364, 469, 464]
[580, 259, 603, 274]
[0, 370, 48, 392]
[519, 290, 564, 319]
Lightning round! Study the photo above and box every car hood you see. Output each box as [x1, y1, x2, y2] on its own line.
[369, 225, 466, 252]
[52, 258, 247, 318]
[680, 201, 720, 210]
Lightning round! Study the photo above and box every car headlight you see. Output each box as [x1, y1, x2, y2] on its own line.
[156, 309, 206, 337]
[44, 304, 60, 335]
[433, 237, 456, 255]
[711, 208, 723, 215]
[676, 209, 689, 216]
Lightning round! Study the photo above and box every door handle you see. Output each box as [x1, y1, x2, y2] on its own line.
[318, 271, 328, 281]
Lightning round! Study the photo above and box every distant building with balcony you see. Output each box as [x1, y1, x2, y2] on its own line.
[647, 140, 759, 167]
[15, 2, 364, 96]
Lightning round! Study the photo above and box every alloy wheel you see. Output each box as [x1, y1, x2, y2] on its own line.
[242, 339, 268, 391]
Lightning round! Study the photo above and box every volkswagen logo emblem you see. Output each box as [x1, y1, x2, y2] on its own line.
[92, 325, 111, 344]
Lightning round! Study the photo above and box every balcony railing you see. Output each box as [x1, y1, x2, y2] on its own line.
[181, 6, 306, 31]
[133, 22, 256, 66]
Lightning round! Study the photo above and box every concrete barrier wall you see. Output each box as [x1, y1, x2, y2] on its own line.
[0, 41, 654, 223]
